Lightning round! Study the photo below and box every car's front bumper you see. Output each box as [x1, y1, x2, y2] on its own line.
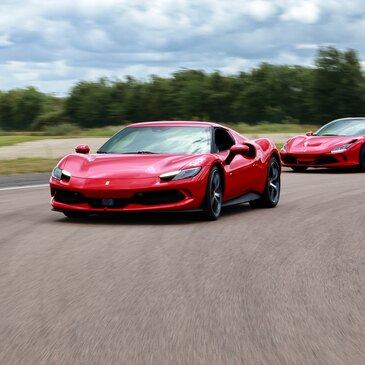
[280, 149, 359, 168]
[50, 173, 209, 214]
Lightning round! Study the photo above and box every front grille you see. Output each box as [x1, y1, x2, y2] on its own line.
[88, 198, 130, 209]
[309, 156, 338, 165]
[282, 155, 297, 164]
[134, 190, 185, 205]
[53, 188, 185, 208]
[282, 155, 338, 165]
[54, 189, 85, 204]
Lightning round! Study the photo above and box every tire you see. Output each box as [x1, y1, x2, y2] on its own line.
[359, 144, 365, 171]
[250, 157, 281, 208]
[291, 166, 308, 172]
[63, 211, 89, 219]
[202, 166, 223, 221]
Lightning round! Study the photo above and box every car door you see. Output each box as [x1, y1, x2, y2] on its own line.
[213, 128, 257, 201]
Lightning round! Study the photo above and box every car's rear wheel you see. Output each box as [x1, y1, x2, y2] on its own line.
[203, 166, 223, 221]
[250, 157, 281, 208]
[359, 144, 365, 171]
[63, 211, 89, 219]
[291, 166, 308, 172]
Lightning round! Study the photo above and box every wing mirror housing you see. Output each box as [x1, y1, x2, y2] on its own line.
[225, 144, 253, 165]
[75, 144, 90, 154]
[306, 131, 314, 136]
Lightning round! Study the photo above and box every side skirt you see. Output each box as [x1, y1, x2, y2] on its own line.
[222, 192, 261, 208]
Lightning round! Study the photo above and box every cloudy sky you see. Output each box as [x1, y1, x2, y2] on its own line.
[1, 0, 364, 95]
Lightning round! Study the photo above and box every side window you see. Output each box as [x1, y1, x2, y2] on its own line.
[214, 128, 235, 152]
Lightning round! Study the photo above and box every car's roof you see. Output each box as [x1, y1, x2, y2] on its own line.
[128, 121, 223, 128]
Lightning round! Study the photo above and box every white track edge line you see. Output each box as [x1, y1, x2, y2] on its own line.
[0, 184, 49, 191]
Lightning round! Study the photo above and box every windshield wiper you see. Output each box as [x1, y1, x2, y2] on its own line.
[96, 150, 108, 154]
[320, 134, 338, 136]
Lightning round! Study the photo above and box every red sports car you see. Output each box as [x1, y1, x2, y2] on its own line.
[281, 117, 365, 172]
[50, 121, 281, 220]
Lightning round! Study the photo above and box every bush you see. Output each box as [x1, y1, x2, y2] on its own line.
[42, 123, 81, 136]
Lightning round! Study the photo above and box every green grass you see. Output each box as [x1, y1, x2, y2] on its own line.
[0, 158, 59, 175]
[0, 123, 317, 147]
[77, 125, 122, 137]
[222, 122, 319, 134]
[0, 135, 54, 147]
[0, 125, 123, 147]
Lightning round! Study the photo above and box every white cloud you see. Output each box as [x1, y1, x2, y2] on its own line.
[245, 1, 277, 21]
[280, 1, 321, 23]
[0, 0, 365, 94]
[295, 44, 319, 50]
[0, 35, 13, 47]
[220, 57, 253, 74]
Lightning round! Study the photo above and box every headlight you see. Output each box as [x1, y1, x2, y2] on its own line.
[160, 167, 202, 181]
[281, 143, 288, 152]
[52, 166, 62, 180]
[331, 143, 353, 153]
[52, 166, 71, 181]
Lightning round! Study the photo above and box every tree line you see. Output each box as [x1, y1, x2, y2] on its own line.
[1, 47, 365, 131]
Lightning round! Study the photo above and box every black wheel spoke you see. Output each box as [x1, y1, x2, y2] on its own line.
[212, 173, 220, 190]
[207, 170, 222, 218]
[268, 162, 280, 203]
[270, 167, 279, 181]
[212, 172, 222, 214]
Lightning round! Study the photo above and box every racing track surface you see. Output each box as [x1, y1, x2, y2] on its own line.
[0, 169, 364, 365]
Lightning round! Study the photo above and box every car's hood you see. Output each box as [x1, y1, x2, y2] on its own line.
[59, 153, 210, 179]
[286, 135, 359, 153]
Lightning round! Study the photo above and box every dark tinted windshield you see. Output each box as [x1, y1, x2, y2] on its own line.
[98, 126, 212, 154]
[315, 118, 365, 136]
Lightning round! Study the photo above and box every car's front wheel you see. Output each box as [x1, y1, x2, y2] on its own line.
[203, 166, 223, 221]
[359, 144, 365, 171]
[250, 157, 281, 208]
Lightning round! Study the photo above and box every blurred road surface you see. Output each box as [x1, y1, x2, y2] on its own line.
[0, 169, 364, 364]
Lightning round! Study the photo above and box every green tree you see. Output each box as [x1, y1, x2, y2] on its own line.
[0, 92, 15, 130]
[0, 87, 46, 130]
[143, 76, 175, 121]
[205, 72, 237, 121]
[171, 70, 209, 120]
[65, 79, 115, 127]
[312, 47, 365, 122]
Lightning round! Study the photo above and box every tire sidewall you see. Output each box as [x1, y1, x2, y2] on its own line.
[267, 157, 281, 207]
[359, 144, 365, 171]
[203, 166, 222, 220]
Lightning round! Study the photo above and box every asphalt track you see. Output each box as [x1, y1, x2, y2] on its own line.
[0, 169, 364, 365]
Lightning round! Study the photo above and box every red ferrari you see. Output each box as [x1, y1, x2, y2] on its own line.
[50, 121, 281, 220]
[281, 117, 365, 172]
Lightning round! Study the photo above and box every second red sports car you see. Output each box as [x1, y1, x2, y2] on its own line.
[281, 117, 365, 171]
[50, 121, 281, 220]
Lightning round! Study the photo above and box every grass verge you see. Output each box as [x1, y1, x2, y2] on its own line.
[0, 127, 121, 147]
[0, 135, 58, 147]
[0, 123, 317, 147]
[0, 158, 59, 175]
[223, 122, 318, 134]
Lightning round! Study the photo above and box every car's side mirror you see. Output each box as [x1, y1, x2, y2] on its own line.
[225, 144, 251, 165]
[75, 144, 90, 154]
[306, 131, 314, 136]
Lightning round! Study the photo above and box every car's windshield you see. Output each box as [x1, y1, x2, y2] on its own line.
[98, 126, 212, 154]
[315, 118, 365, 136]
